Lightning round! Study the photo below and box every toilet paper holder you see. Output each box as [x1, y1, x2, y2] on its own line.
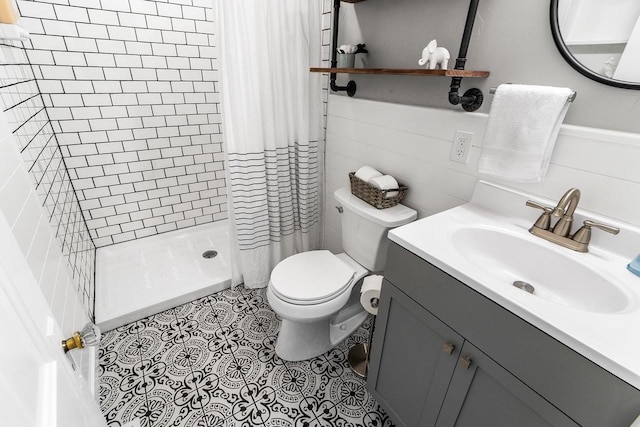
[349, 275, 382, 378]
[348, 312, 377, 378]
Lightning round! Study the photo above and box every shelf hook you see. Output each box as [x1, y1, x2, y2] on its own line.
[449, 79, 484, 112]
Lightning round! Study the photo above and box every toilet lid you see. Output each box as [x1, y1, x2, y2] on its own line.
[270, 250, 355, 304]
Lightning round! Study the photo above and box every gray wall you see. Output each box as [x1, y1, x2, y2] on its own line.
[337, 0, 640, 134]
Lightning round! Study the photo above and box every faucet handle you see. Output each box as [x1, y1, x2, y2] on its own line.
[526, 200, 553, 213]
[526, 200, 553, 230]
[572, 220, 620, 244]
[584, 220, 620, 235]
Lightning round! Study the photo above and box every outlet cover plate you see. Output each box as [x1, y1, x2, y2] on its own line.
[450, 130, 474, 164]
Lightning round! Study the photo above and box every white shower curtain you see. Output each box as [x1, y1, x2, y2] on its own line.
[216, 0, 324, 289]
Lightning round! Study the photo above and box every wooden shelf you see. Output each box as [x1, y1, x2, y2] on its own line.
[310, 67, 490, 77]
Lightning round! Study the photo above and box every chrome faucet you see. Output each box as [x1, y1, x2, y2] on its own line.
[526, 188, 619, 252]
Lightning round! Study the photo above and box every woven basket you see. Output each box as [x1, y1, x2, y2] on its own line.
[349, 172, 408, 209]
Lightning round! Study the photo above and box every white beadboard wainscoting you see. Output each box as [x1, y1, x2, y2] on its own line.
[324, 95, 640, 254]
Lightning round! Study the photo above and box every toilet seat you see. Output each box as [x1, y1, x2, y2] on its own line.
[270, 250, 355, 305]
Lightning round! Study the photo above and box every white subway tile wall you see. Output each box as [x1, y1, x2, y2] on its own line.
[17, 0, 228, 247]
[0, 40, 95, 321]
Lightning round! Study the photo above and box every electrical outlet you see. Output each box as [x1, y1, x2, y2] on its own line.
[450, 130, 474, 164]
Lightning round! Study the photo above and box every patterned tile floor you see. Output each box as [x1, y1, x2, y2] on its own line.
[99, 285, 394, 427]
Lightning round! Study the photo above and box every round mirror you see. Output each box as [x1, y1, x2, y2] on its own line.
[550, 0, 640, 89]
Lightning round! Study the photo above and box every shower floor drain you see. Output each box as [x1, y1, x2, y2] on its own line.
[202, 250, 218, 259]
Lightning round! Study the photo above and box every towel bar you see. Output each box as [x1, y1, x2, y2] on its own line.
[489, 86, 577, 102]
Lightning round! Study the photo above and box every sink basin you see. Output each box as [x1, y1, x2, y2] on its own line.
[388, 181, 640, 388]
[451, 227, 631, 314]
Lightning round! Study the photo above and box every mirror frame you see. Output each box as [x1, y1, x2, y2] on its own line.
[550, 0, 640, 90]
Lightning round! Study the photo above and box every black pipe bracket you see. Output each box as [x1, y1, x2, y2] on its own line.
[328, 0, 483, 106]
[329, 0, 357, 97]
[448, 0, 483, 112]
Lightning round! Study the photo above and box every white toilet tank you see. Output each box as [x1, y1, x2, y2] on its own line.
[334, 187, 417, 271]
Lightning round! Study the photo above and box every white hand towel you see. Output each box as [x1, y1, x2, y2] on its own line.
[477, 84, 573, 183]
[355, 165, 382, 183]
[370, 175, 399, 198]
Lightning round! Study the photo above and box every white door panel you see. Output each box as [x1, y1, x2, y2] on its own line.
[0, 210, 107, 427]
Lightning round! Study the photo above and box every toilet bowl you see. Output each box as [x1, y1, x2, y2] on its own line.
[267, 187, 417, 361]
[268, 251, 368, 361]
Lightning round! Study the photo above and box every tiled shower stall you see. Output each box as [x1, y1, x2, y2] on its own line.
[0, 0, 236, 365]
[18, 0, 228, 247]
[0, 0, 332, 330]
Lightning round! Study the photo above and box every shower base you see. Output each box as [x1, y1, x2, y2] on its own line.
[95, 221, 232, 331]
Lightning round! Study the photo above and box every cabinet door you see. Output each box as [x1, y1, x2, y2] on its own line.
[435, 342, 580, 427]
[368, 281, 463, 427]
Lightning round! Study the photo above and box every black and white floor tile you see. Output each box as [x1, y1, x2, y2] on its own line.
[99, 286, 394, 427]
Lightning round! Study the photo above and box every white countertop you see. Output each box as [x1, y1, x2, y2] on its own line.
[388, 181, 640, 389]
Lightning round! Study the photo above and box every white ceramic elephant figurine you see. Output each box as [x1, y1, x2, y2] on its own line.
[418, 39, 450, 70]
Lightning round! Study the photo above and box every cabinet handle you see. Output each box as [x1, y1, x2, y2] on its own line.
[459, 355, 472, 369]
[442, 341, 455, 355]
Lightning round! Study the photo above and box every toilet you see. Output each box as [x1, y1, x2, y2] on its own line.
[267, 187, 417, 361]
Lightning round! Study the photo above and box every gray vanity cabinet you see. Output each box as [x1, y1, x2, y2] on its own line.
[435, 341, 579, 427]
[367, 242, 640, 427]
[367, 281, 463, 427]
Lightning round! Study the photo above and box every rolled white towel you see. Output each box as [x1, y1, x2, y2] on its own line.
[355, 166, 383, 183]
[370, 175, 399, 198]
